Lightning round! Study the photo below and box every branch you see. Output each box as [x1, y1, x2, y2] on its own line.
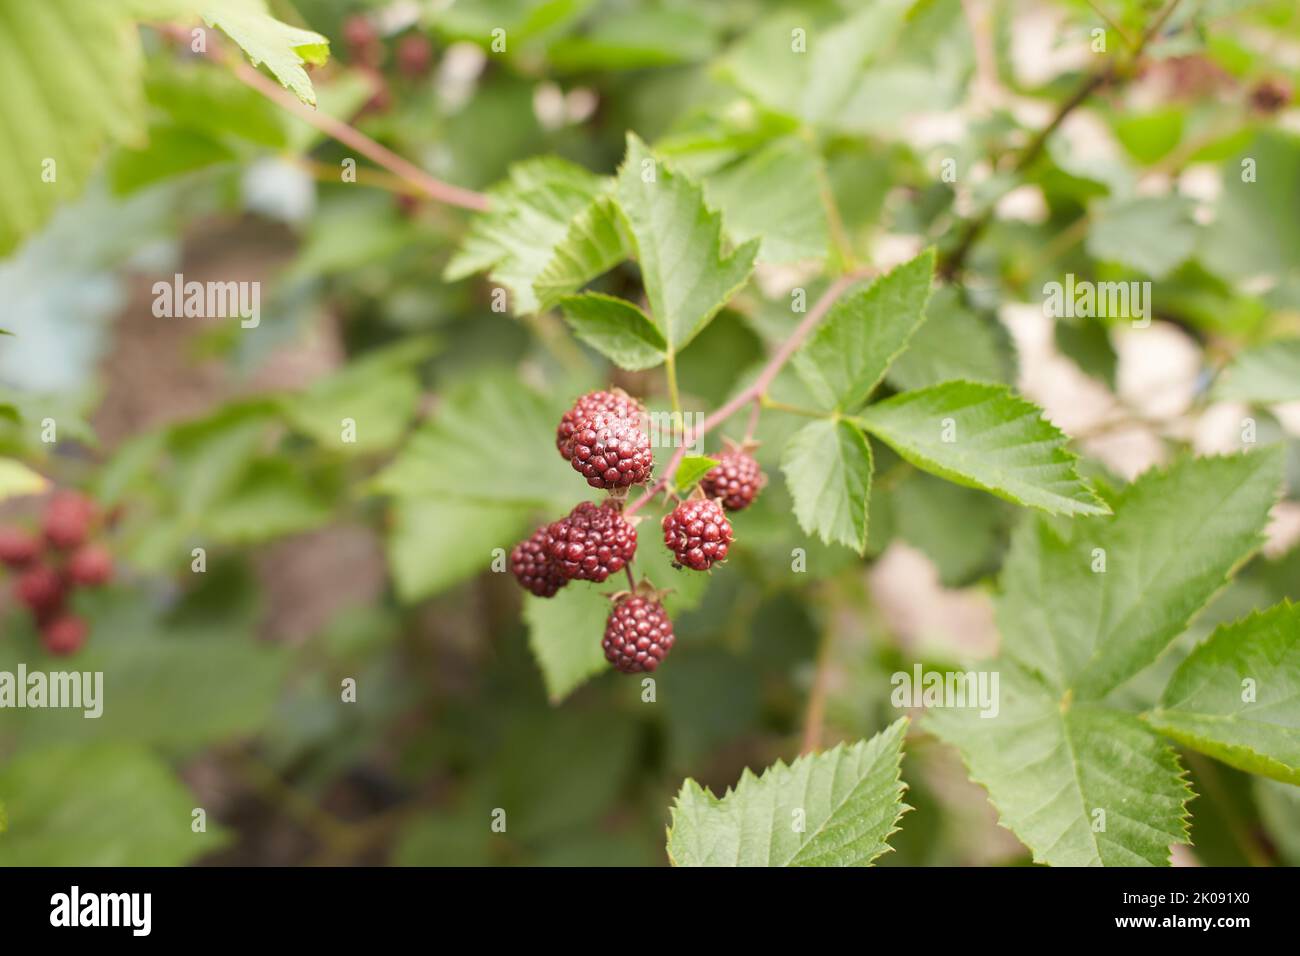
[624, 268, 872, 517]
[938, 0, 1183, 278]
[162, 25, 490, 212]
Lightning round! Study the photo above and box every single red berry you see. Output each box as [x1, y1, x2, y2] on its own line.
[662, 498, 733, 571]
[556, 390, 644, 461]
[343, 15, 380, 61]
[603, 594, 674, 674]
[546, 501, 637, 583]
[396, 33, 433, 78]
[1250, 77, 1291, 114]
[43, 491, 97, 551]
[700, 451, 766, 512]
[569, 413, 654, 489]
[40, 614, 87, 656]
[0, 526, 42, 568]
[67, 544, 114, 587]
[510, 525, 568, 597]
[15, 564, 65, 617]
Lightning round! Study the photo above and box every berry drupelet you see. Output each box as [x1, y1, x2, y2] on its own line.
[546, 501, 637, 583]
[662, 498, 733, 571]
[603, 594, 675, 674]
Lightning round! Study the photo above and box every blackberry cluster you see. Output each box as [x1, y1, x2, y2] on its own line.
[508, 389, 764, 677]
[662, 498, 733, 571]
[602, 594, 674, 674]
[700, 450, 766, 512]
[0, 491, 114, 656]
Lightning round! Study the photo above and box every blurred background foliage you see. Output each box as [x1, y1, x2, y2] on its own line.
[0, 0, 1299, 866]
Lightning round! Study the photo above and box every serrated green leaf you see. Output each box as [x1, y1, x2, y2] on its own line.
[534, 193, 629, 309]
[445, 157, 609, 315]
[719, 1, 913, 129]
[523, 585, 612, 703]
[885, 285, 1012, 390]
[1213, 338, 1300, 404]
[667, 718, 910, 866]
[199, 0, 329, 107]
[615, 133, 758, 354]
[373, 372, 576, 509]
[700, 136, 830, 263]
[559, 292, 666, 370]
[0, 0, 148, 254]
[854, 380, 1108, 517]
[1146, 601, 1300, 784]
[927, 663, 1191, 867]
[780, 418, 873, 553]
[0, 457, 47, 501]
[999, 450, 1283, 699]
[674, 455, 720, 493]
[794, 249, 934, 411]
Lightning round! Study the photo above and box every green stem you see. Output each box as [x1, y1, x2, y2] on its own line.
[760, 395, 830, 419]
[664, 349, 683, 419]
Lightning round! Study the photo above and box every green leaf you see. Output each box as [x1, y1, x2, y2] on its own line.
[374, 372, 576, 509]
[199, 0, 329, 107]
[1146, 601, 1300, 785]
[667, 718, 910, 867]
[885, 285, 1012, 391]
[445, 157, 608, 315]
[615, 133, 758, 354]
[388, 497, 534, 604]
[1212, 338, 1300, 404]
[558, 292, 666, 370]
[719, 1, 914, 128]
[281, 337, 437, 453]
[701, 136, 831, 263]
[1086, 196, 1197, 279]
[854, 381, 1108, 516]
[0, 744, 228, 865]
[0, 457, 47, 501]
[523, 585, 612, 703]
[674, 456, 720, 493]
[998, 450, 1283, 699]
[927, 663, 1191, 867]
[794, 249, 935, 411]
[0, 0, 148, 254]
[534, 193, 629, 310]
[200, 457, 333, 544]
[780, 418, 873, 553]
[1200, 131, 1300, 283]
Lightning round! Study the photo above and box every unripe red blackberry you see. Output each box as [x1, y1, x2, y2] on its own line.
[396, 34, 433, 78]
[662, 498, 733, 571]
[510, 525, 567, 597]
[40, 614, 87, 656]
[15, 565, 65, 617]
[546, 501, 637, 582]
[343, 15, 381, 63]
[603, 594, 674, 674]
[43, 491, 97, 551]
[0, 526, 41, 568]
[700, 451, 766, 512]
[556, 390, 644, 461]
[68, 544, 114, 587]
[569, 413, 653, 489]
